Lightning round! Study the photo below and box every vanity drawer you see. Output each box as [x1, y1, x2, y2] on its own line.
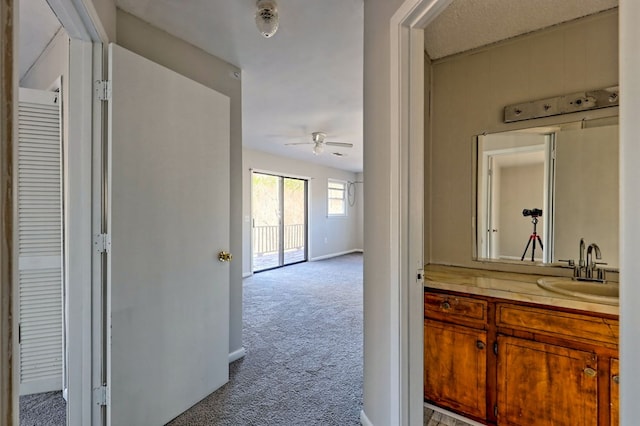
[496, 303, 619, 346]
[424, 292, 487, 327]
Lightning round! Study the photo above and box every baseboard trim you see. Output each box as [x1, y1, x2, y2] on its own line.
[360, 409, 373, 426]
[242, 271, 252, 278]
[228, 347, 246, 363]
[424, 402, 484, 426]
[310, 249, 363, 262]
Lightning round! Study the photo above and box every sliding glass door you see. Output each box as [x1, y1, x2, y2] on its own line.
[252, 172, 308, 272]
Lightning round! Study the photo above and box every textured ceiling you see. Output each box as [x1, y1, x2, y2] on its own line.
[117, 0, 364, 172]
[21, 0, 619, 173]
[425, 0, 618, 60]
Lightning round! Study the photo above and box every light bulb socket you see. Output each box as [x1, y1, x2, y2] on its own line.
[256, 0, 279, 38]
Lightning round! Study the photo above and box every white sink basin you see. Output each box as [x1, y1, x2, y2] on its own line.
[537, 277, 619, 305]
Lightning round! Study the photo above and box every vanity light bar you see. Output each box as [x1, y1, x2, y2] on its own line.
[504, 86, 619, 123]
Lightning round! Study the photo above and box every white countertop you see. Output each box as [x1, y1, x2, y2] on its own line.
[424, 264, 619, 316]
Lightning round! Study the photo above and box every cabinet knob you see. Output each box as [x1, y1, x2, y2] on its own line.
[583, 367, 597, 378]
[440, 301, 451, 310]
[476, 340, 485, 350]
[612, 375, 620, 384]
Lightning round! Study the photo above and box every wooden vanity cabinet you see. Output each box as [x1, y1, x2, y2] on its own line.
[423, 293, 491, 422]
[424, 319, 487, 419]
[610, 358, 619, 426]
[497, 335, 598, 426]
[424, 290, 619, 426]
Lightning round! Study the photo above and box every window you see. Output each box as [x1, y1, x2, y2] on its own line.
[328, 180, 347, 216]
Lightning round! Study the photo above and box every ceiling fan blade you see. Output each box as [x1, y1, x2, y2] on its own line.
[284, 142, 314, 146]
[325, 142, 353, 148]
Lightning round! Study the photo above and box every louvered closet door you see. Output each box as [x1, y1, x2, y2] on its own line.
[17, 87, 63, 395]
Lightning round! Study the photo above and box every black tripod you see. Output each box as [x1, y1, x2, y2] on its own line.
[520, 216, 543, 261]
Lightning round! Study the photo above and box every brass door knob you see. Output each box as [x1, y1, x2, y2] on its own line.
[218, 251, 233, 262]
[583, 367, 597, 378]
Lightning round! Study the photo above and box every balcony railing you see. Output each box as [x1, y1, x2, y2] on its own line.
[253, 224, 305, 255]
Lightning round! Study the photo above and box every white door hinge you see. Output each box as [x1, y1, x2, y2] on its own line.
[416, 268, 424, 283]
[93, 385, 110, 406]
[95, 80, 112, 101]
[94, 233, 112, 254]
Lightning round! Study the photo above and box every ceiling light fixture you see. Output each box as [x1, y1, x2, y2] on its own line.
[313, 143, 324, 155]
[255, 0, 279, 38]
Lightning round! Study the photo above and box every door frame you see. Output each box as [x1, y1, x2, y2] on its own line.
[388, 0, 453, 424]
[47, 3, 108, 425]
[390, 1, 640, 426]
[8, 0, 108, 424]
[478, 142, 549, 261]
[1, 1, 16, 423]
[249, 168, 310, 274]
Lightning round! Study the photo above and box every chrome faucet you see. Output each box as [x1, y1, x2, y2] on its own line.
[561, 238, 607, 282]
[586, 243, 601, 267]
[586, 243, 605, 280]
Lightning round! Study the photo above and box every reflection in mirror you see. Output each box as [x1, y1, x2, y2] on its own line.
[475, 120, 619, 270]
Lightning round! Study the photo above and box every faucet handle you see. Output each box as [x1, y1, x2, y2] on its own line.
[559, 259, 575, 267]
[597, 268, 607, 282]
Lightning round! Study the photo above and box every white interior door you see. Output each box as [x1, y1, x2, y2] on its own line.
[107, 44, 230, 426]
[17, 87, 63, 396]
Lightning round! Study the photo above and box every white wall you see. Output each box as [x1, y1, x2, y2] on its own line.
[116, 10, 245, 356]
[242, 148, 362, 276]
[362, 0, 405, 424]
[87, 0, 116, 41]
[498, 163, 545, 259]
[620, 0, 640, 421]
[20, 28, 69, 90]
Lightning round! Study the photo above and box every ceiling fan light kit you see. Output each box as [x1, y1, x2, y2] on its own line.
[255, 0, 279, 38]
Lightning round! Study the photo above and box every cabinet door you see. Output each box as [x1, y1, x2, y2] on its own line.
[424, 319, 487, 419]
[610, 358, 619, 426]
[497, 336, 598, 426]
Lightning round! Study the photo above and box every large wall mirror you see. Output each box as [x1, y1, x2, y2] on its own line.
[475, 118, 619, 269]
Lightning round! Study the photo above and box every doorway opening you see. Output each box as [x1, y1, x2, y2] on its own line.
[251, 172, 308, 272]
[17, 0, 68, 423]
[477, 133, 552, 262]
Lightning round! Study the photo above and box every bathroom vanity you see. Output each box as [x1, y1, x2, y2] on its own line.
[423, 265, 619, 426]
[423, 10, 621, 424]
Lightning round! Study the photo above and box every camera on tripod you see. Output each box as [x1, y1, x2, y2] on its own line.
[520, 207, 543, 261]
[522, 208, 543, 218]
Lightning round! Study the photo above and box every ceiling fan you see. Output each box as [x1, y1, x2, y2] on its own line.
[285, 132, 353, 155]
